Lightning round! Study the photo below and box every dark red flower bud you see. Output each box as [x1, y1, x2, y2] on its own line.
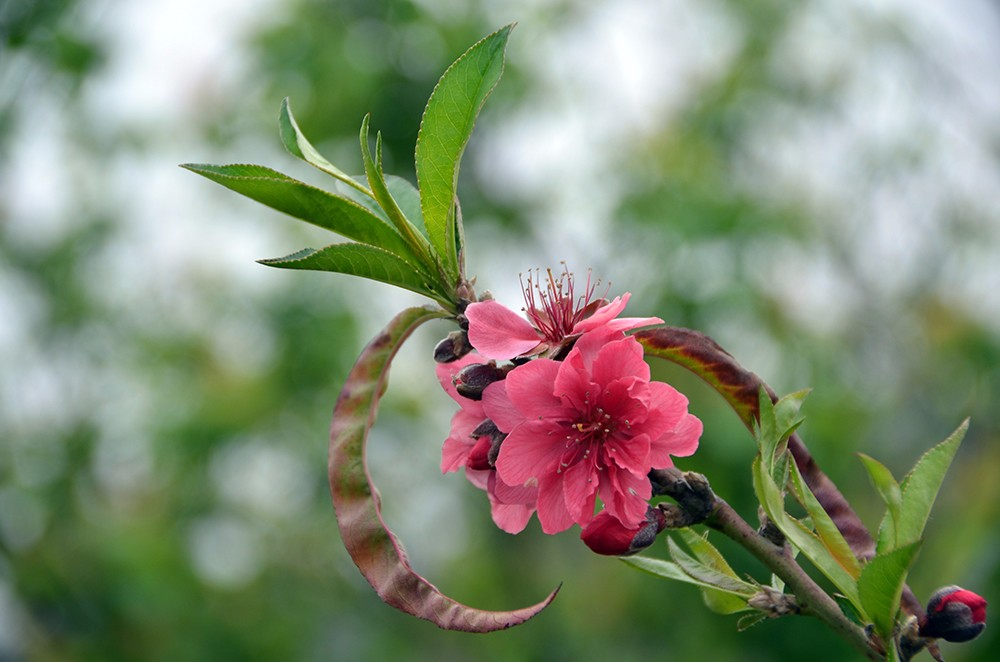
[920, 585, 987, 643]
[454, 362, 506, 400]
[433, 330, 473, 363]
[470, 419, 505, 466]
[580, 506, 666, 556]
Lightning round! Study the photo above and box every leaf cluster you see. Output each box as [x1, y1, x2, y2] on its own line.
[183, 25, 515, 313]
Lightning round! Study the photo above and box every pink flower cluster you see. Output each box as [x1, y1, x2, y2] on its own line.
[437, 268, 702, 554]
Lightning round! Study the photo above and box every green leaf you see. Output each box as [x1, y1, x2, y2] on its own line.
[181, 163, 420, 264]
[278, 97, 371, 197]
[756, 387, 779, 468]
[620, 555, 702, 584]
[359, 117, 437, 275]
[667, 537, 755, 615]
[788, 460, 863, 579]
[753, 456, 864, 611]
[756, 388, 809, 485]
[331, 175, 426, 238]
[675, 528, 745, 583]
[737, 612, 769, 631]
[621, 555, 751, 616]
[329, 306, 559, 631]
[893, 419, 968, 549]
[415, 24, 512, 281]
[259, 243, 443, 301]
[773, 389, 809, 443]
[857, 541, 921, 643]
[857, 453, 903, 554]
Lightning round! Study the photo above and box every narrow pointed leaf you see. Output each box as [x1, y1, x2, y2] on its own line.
[857, 453, 903, 554]
[278, 97, 371, 197]
[668, 537, 754, 615]
[675, 528, 745, 583]
[753, 456, 863, 610]
[894, 419, 968, 548]
[638, 326, 878, 561]
[620, 555, 702, 584]
[774, 389, 809, 443]
[329, 306, 559, 631]
[621, 557, 750, 615]
[667, 537, 757, 597]
[182, 163, 419, 263]
[360, 117, 436, 272]
[415, 24, 512, 279]
[788, 460, 863, 579]
[259, 243, 443, 302]
[857, 541, 922, 642]
[335, 175, 426, 239]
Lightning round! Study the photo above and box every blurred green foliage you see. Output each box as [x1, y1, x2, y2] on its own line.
[2, 0, 998, 660]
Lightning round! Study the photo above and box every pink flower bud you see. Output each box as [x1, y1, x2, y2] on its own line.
[920, 585, 988, 643]
[580, 506, 666, 556]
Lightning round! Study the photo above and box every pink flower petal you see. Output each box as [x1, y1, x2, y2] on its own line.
[490, 502, 536, 534]
[491, 472, 538, 506]
[466, 300, 542, 360]
[649, 413, 703, 466]
[561, 460, 599, 525]
[495, 420, 567, 485]
[465, 467, 490, 491]
[481, 381, 523, 433]
[536, 473, 576, 534]
[639, 381, 688, 441]
[591, 336, 650, 388]
[604, 316, 664, 332]
[501, 358, 567, 421]
[600, 465, 651, 529]
[572, 294, 629, 333]
[604, 431, 652, 476]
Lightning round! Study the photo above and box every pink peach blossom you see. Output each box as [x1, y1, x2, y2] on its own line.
[466, 267, 662, 361]
[484, 329, 702, 534]
[436, 354, 536, 533]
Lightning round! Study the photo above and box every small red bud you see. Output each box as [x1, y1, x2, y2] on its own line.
[920, 585, 987, 643]
[580, 506, 666, 556]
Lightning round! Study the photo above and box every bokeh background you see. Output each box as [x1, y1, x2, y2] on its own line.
[2, 0, 999, 660]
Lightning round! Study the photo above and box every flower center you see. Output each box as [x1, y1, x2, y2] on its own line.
[520, 264, 602, 344]
[557, 406, 616, 473]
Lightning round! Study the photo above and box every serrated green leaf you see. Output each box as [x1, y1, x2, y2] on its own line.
[259, 243, 441, 301]
[893, 419, 968, 549]
[620, 555, 698, 584]
[756, 387, 778, 465]
[788, 460, 863, 579]
[858, 453, 903, 554]
[278, 97, 371, 197]
[384, 175, 426, 237]
[667, 537, 757, 597]
[329, 175, 425, 237]
[673, 530, 757, 616]
[182, 163, 421, 264]
[774, 389, 810, 443]
[675, 528, 744, 582]
[359, 117, 437, 276]
[415, 24, 512, 280]
[737, 611, 769, 631]
[753, 455, 863, 611]
[857, 541, 921, 642]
